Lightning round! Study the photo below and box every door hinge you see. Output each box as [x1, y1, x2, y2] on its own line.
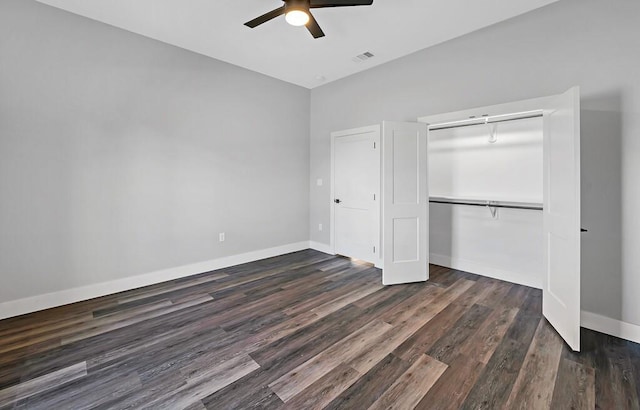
[373, 193, 376, 200]
[373, 246, 376, 253]
[373, 142, 376, 149]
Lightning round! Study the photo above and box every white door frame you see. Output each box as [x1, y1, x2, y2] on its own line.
[418, 95, 553, 288]
[330, 124, 382, 267]
[417, 93, 557, 284]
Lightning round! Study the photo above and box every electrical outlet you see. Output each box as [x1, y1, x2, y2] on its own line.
[219, 232, 225, 242]
[316, 178, 323, 186]
[318, 223, 323, 231]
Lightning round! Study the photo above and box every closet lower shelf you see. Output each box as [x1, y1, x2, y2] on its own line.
[429, 197, 543, 211]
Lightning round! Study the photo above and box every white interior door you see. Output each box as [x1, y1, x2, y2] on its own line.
[382, 121, 429, 285]
[332, 126, 380, 264]
[543, 87, 581, 351]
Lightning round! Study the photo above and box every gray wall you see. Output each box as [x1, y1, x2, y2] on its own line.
[2, 0, 638, 329]
[310, 0, 640, 326]
[0, 0, 310, 303]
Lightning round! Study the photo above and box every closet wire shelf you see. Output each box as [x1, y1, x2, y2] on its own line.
[429, 197, 543, 211]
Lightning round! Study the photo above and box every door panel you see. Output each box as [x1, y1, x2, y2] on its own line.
[333, 127, 380, 264]
[382, 121, 429, 285]
[393, 217, 419, 262]
[543, 87, 581, 351]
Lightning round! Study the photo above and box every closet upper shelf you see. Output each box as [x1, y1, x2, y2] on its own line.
[428, 110, 543, 131]
[429, 196, 543, 211]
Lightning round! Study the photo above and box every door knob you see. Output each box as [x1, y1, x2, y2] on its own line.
[334, 199, 341, 204]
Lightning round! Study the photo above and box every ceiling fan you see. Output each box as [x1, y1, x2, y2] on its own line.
[244, 0, 374, 39]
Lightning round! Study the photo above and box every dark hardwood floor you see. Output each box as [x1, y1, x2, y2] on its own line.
[0, 250, 639, 409]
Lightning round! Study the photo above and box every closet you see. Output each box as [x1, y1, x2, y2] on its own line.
[426, 112, 545, 289]
[331, 87, 581, 350]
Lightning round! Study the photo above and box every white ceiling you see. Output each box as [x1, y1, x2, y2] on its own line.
[36, 0, 558, 89]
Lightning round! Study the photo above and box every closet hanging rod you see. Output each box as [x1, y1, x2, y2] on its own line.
[428, 111, 543, 131]
[429, 197, 543, 211]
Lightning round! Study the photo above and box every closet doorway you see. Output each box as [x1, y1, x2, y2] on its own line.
[330, 125, 381, 265]
[415, 87, 581, 351]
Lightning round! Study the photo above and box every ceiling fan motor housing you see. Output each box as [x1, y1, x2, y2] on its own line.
[284, 0, 310, 14]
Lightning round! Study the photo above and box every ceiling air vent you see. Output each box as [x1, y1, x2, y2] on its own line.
[352, 51, 375, 63]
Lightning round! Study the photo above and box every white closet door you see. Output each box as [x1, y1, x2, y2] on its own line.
[382, 121, 429, 285]
[332, 126, 381, 264]
[543, 87, 581, 351]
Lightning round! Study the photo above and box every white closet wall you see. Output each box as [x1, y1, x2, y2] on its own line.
[429, 117, 544, 288]
[429, 117, 543, 202]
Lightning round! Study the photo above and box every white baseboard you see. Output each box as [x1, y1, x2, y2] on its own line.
[430, 253, 542, 289]
[581, 311, 640, 345]
[5, 242, 637, 346]
[0, 241, 309, 320]
[309, 241, 334, 255]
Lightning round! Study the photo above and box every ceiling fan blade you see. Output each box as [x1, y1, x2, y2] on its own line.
[310, 0, 373, 8]
[306, 13, 325, 38]
[244, 6, 285, 28]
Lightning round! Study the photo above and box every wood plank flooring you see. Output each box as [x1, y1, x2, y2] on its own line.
[0, 249, 639, 409]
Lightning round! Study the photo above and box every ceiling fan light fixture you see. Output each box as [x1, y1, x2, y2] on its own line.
[284, 0, 310, 26]
[285, 9, 310, 26]
[284, 10, 309, 26]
